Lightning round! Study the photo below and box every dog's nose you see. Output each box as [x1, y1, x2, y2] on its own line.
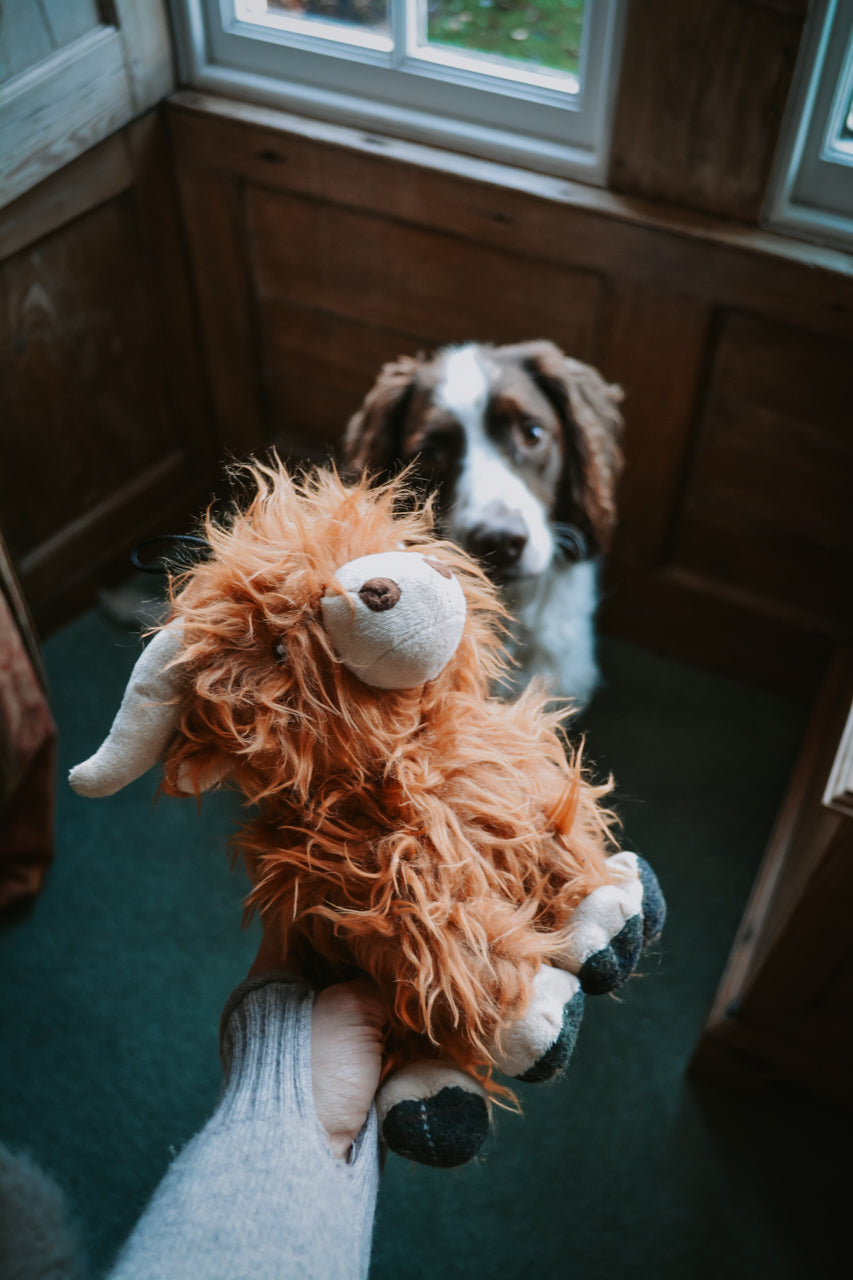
[466, 507, 529, 573]
[359, 577, 402, 612]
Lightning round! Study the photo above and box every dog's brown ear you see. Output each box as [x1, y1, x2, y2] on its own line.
[517, 340, 624, 556]
[343, 355, 420, 478]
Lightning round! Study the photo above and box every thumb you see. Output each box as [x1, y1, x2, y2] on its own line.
[311, 980, 387, 1159]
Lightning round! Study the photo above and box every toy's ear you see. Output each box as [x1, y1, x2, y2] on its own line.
[172, 749, 231, 797]
[68, 625, 217, 798]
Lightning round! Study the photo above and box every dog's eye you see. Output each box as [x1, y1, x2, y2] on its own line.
[519, 420, 545, 448]
[273, 638, 288, 665]
[418, 435, 451, 468]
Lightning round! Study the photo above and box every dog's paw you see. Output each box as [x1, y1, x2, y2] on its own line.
[489, 965, 585, 1083]
[559, 853, 666, 995]
[377, 1060, 490, 1168]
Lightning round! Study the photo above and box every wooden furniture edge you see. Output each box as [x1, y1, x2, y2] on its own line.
[690, 649, 853, 1092]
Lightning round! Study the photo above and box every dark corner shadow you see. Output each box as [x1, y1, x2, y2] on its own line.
[679, 1072, 851, 1273]
[0, 893, 38, 930]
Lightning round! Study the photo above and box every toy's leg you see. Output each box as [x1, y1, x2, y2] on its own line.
[558, 852, 666, 995]
[377, 1061, 490, 1168]
[377, 966, 585, 1164]
[489, 965, 585, 1083]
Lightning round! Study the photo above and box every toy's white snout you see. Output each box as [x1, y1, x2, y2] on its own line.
[320, 551, 466, 690]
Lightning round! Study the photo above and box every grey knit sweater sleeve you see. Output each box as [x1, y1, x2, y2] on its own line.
[108, 977, 380, 1280]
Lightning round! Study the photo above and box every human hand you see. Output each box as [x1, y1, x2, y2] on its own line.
[310, 979, 386, 1159]
[249, 919, 386, 1160]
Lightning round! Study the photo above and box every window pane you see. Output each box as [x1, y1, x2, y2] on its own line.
[423, 0, 586, 79]
[237, 1, 390, 41]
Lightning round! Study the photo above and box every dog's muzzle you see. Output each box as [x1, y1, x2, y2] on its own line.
[462, 501, 529, 581]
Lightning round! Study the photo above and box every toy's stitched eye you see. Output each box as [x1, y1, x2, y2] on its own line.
[273, 639, 288, 664]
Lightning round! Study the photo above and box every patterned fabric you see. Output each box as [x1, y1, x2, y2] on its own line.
[0, 538, 56, 908]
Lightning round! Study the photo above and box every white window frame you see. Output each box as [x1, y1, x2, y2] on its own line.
[169, 0, 626, 183]
[765, 0, 853, 250]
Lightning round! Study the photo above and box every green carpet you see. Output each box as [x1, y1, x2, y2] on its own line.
[1, 602, 848, 1278]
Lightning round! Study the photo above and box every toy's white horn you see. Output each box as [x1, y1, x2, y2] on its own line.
[69, 625, 185, 798]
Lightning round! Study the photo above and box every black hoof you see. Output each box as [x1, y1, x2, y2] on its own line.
[638, 857, 666, 946]
[517, 988, 585, 1083]
[579, 914, 643, 994]
[381, 1086, 490, 1168]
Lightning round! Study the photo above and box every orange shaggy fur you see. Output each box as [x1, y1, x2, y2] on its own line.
[161, 462, 617, 1086]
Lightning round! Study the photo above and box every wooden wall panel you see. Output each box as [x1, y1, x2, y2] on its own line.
[168, 94, 853, 694]
[1, 196, 174, 554]
[247, 186, 603, 359]
[669, 313, 853, 632]
[259, 308, 438, 463]
[610, 0, 807, 222]
[246, 184, 603, 456]
[596, 286, 711, 569]
[167, 95, 853, 335]
[0, 111, 216, 632]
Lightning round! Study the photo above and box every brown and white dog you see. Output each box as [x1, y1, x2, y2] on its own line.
[343, 340, 624, 705]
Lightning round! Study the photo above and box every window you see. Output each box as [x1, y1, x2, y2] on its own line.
[766, 0, 853, 250]
[170, 1, 625, 181]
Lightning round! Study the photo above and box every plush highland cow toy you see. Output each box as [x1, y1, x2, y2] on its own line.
[70, 462, 664, 1167]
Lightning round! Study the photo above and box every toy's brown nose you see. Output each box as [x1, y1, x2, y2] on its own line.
[359, 577, 401, 612]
